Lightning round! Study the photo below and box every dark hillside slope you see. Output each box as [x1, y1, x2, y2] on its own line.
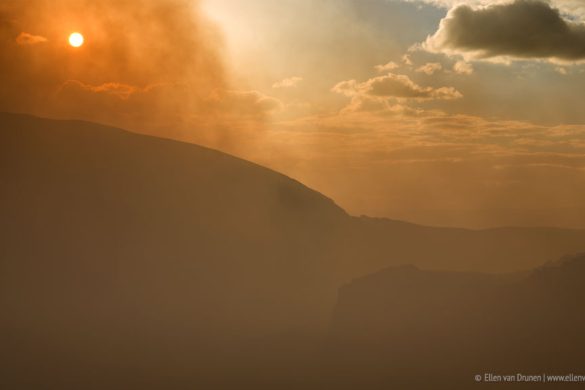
[1, 113, 351, 388]
[1, 113, 349, 331]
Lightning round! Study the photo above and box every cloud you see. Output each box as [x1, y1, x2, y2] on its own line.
[223, 90, 283, 116]
[331, 80, 360, 97]
[367, 74, 460, 100]
[60, 80, 163, 99]
[15, 32, 47, 45]
[424, 0, 585, 62]
[374, 61, 399, 72]
[402, 54, 413, 66]
[272, 76, 303, 88]
[453, 60, 474, 74]
[416, 62, 442, 75]
[332, 73, 462, 101]
[339, 94, 424, 116]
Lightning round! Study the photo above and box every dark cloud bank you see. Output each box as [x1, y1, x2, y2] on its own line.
[427, 0, 585, 61]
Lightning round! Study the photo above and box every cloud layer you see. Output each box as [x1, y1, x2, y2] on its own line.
[425, 0, 585, 61]
[333, 73, 461, 101]
[267, 103, 585, 228]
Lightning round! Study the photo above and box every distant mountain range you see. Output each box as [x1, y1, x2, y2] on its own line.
[328, 253, 585, 389]
[1, 112, 584, 388]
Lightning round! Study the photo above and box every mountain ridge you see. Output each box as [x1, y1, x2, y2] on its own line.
[327, 253, 585, 389]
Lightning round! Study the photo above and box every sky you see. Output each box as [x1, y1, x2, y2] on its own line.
[2, 0, 585, 228]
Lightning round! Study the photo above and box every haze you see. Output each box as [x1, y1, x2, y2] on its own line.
[2, 1, 585, 388]
[2, 0, 584, 228]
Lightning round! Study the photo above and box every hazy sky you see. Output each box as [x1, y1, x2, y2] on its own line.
[3, 0, 585, 228]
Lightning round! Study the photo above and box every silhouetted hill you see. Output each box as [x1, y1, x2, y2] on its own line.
[2, 112, 585, 388]
[343, 216, 585, 273]
[328, 253, 585, 389]
[1, 112, 350, 389]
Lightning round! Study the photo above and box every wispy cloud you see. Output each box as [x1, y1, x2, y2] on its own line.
[272, 76, 303, 88]
[15, 32, 47, 45]
[416, 62, 442, 75]
[375, 61, 399, 73]
[453, 61, 474, 75]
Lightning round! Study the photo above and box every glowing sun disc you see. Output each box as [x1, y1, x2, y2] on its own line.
[68, 32, 84, 47]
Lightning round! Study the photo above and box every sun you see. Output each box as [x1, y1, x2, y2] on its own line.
[68, 32, 84, 48]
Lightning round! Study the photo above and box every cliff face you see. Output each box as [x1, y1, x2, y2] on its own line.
[328, 254, 585, 388]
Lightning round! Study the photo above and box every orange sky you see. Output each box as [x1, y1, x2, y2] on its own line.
[2, 0, 585, 228]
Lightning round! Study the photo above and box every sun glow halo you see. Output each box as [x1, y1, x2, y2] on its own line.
[68, 32, 84, 47]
